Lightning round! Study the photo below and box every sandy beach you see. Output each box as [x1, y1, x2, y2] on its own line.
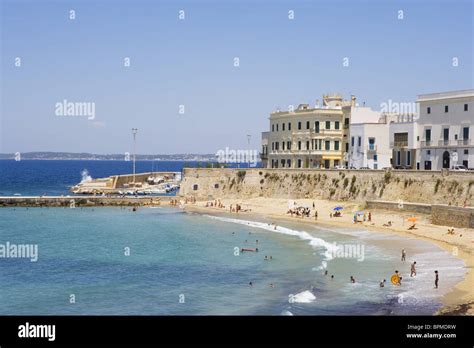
[183, 197, 474, 315]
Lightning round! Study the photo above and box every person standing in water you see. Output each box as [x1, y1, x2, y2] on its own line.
[434, 271, 439, 288]
[379, 279, 386, 287]
[410, 261, 417, 277]
[350, 276, 356, 283]
[401, 249, 406, 261]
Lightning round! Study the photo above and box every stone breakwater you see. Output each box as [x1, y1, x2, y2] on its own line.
[0, 196, 170, 207]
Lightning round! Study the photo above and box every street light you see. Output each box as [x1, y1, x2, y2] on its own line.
[132, 128, 138, 184]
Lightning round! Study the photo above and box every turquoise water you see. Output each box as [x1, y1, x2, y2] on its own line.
[0, 207, 465, 315]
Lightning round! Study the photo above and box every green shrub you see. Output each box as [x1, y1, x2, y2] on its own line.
[343, 177, 349, 189]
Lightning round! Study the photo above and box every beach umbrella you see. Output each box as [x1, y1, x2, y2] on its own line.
[407, 217, 417, 222]
[333, 206, 343, 211]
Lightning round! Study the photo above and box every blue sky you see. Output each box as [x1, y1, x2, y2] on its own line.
[1, 0, 472, 154]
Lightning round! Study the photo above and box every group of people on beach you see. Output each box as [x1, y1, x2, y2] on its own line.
[205, 199, 225, 208]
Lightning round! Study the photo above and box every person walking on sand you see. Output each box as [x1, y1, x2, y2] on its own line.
[401, 249, 406, 262]
[314, 210, 318, 220]
[410, 261, 417, 277]
[368, 212, 372, 222]
[434, 271, 439, 289]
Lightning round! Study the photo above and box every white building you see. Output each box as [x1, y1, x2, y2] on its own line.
[417, 90, 474, 170]
[388, 114, 419, 169]
[349, 113, 393, 169]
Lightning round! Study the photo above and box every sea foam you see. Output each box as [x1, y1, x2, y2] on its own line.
[204, 215, 338, 260]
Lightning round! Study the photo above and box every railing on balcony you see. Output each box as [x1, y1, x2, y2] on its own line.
[458, 139, 472, 146]
[438, 139, 451, 146]
[390, 141, 408, 148]
[367, 145, 377, 152]
[420, 140, 432, 147]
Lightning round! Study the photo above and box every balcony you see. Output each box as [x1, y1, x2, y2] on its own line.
[438, 139, 452, 146]
[458, 139, 473, 146]
[367, 145, 377, 153]
[420, 140, 433, 147]
[390, 141, 408, 148]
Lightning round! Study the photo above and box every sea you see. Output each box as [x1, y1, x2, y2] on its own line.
[0, 160, 466, 315]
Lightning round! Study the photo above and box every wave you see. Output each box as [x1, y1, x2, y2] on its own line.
[80, 169, 92, 183]
[291, 290, 316, 303]
[203, 215, 338, 260]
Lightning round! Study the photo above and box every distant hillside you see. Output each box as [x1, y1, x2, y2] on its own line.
[0, 152, 217, 161]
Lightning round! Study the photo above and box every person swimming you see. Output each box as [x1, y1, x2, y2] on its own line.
[331, 275, 334, 279]
[324, 270, 328, 276]
[350, 276, 356, 283]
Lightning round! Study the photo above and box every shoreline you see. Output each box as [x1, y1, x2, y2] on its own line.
[183, 197, 474, 315]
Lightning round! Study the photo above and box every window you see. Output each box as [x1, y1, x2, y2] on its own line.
[368, 138, 375, 150]
[351, 137, 354, 147]
[443, 128, 449, 141]
[325, 141, 330, 151]
[193, 184, 199, 191]
[272, 124, 274, 132]
[334, 141, 340, 151]
[287, 141, 291, 150]
[282, 142, 285, 150]
[298, 141, 301, 150]
[462, 127, 469, 140]
[373, 155, 378, 162]
[306, 121, 310, 129]
[464, 149, 469, 155]
[272, 142, 274, 151]
[344, 118, 349, 125]
[275, 142, 279, 150]
[297, 159, 302, 168]
[281, 159, 285, 167]
[298, 122, 301, 130]
[445, 105, 448, 113]
[335, 121, 340, 130]
[358, 136, 361, 147]
[214, 184, 219, 189]
[427, 107, 431, 114]
[345, 143, 349, 152]
[325, 121, 331, 129]
[425, 129, 431, 142]
[276, 124, 279, 131]
[407, 151, 411, 166]
[287, 159, 291, 167]
[306, 141, 310, 150]
[427, 150, 431, 155]
[464, 104, 468, 111]
[318, 139, 322, 150]
[315, 121, 320, 133]
[396, 151, 401, 166]
[288, 122, 291, 131]
[282, 123, 285, 131]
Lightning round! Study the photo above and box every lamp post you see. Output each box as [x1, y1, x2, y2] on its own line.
[132, 128, 138, 184]
[246, 134, 251, 168]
